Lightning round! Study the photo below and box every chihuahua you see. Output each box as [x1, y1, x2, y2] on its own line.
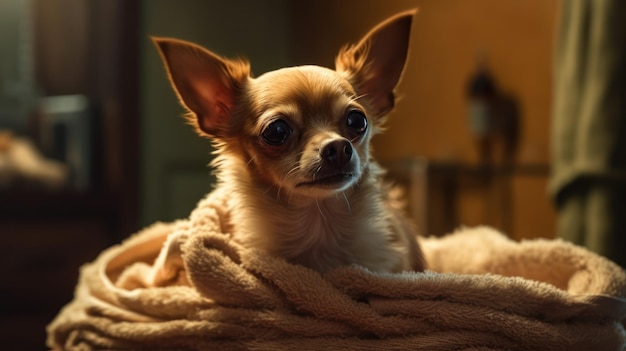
[152, 9, 425, 274]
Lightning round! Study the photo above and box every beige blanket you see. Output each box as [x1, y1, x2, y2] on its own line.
[47, 195, 626, 350]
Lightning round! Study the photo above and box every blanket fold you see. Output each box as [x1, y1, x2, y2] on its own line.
[47, 196, 626, 350]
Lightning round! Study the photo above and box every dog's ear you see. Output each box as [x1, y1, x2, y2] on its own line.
[336, 9, 416, 118]
[152, 37, 250, 137]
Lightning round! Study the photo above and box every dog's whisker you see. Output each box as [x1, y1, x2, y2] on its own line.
[276, 186, 282, 202]
[315, 164, 323, 174]
[261, 182, 277, 195]
[315, 199, 327, 220]
[342, 192, 352, 213]
[286, 186, 298, 204]
[350, 93, 370, 104]
[246, 156, 256, 167]
[285, 165, 302, 179]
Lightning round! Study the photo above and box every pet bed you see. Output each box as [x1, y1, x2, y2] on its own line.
[47, 193, 626, 350]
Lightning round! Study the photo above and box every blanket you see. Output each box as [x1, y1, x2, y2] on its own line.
[47, 195, 626, 350]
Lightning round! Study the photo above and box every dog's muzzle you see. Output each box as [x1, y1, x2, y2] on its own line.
[295, 138, 359, 190]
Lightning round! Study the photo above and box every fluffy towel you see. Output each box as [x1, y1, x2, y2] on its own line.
[47, 195, 626, 350]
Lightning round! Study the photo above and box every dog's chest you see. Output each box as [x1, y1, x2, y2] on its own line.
[290, 202, 354, 247]
[273, 198, 393, 265]
[222, 184, 400, 271]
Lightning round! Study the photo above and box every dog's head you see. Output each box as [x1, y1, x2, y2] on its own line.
[153, 10, 415, 199]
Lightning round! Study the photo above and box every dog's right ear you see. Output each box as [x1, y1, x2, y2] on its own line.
[335, 10, 416, 120]
[152, 37, 250, 138]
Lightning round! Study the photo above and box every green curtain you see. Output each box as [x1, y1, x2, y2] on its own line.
[550, 0, 626, 268]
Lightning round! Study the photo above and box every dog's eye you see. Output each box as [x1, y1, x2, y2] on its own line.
[262, 119, 292, 145]
[346, 110, 367, 135]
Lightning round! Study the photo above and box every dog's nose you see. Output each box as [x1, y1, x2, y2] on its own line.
[320, 139, 353, 166]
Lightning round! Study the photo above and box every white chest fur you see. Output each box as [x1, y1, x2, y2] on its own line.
[223, 181, 405, 272]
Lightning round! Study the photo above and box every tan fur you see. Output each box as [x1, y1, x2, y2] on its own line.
[153, 9, 425, 273]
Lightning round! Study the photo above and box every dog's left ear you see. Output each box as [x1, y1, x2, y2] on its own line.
[152, 37, 251, 138]
[336, 9, 416, 118]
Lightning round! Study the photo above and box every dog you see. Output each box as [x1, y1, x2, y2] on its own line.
[151, 9, 425, 275]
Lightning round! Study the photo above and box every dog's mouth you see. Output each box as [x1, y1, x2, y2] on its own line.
[295, 172, 355, 188]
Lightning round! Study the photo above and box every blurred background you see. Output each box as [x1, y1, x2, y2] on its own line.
[1, 0, 624, 349]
